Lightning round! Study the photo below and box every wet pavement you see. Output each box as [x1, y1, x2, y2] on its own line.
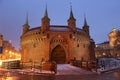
[0, 64, 120, 80]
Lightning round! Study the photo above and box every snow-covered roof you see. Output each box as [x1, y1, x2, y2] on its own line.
[50, 26, 71, 32]
[76, 28, 84, 32]
[27, 25, 84, 33]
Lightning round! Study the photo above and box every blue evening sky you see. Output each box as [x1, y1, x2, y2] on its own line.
[0, 0, 120, 50]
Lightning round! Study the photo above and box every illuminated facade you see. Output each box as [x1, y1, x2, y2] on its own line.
[108, 28, 120, 58]
[95, 41, 111, 58]
[20, 7, 95, 65]
[0, 34, 20, 60]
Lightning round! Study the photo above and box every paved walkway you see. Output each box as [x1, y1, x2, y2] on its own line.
[56, 64, 96, 75]
[1, 64, 119, 76]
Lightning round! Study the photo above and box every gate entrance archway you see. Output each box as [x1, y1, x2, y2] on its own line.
[51, 45, 66, 64]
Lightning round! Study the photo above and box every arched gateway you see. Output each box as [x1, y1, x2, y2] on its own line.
[51, 45, 66, 64]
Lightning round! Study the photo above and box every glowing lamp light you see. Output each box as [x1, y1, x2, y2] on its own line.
[0, 61, 2, 66]
[9, 51, 12, 54]
[103, 53, 106, 56]
[5, 50, 8, 53]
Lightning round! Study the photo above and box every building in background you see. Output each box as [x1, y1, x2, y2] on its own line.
[20, 6, 96, 68]
[0, 34, 3, 53]
[108, 28, 120, 58]
[95, 28, 120, 59]
[0, 34, 21, 60]
[95, 41, 111, 58]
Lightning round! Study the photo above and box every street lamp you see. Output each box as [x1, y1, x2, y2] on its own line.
[103, 53, 106, 57]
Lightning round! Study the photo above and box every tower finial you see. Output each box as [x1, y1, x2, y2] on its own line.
[44, 3, 48, 18]
[69, 2, 75, 19]
[25, 12, 29, 25]
[84, 14, 88, 26]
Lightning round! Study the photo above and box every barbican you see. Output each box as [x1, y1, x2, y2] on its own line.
[20, 6, 96, 67]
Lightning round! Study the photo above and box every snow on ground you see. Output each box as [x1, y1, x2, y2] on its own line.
[1, 64, 96, 75]
[56, 64, 96, 75]
[0, 58, 120, 75]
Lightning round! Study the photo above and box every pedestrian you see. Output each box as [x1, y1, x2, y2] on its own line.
[101, 60, 105, 69]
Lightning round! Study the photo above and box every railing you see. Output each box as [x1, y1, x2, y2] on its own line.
[70, 60, 97, 70]
[2, 60, 20, 69]
[20, 61, 57, 73]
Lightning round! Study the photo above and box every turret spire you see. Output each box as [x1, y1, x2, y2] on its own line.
[67, 3, 76, 31]
[22, 12, 30, 34]
[82, 14, 90, 36]
[44, 4, 48, 18]
[69, 4, 75, 20]
[25, 12, 29, 25]
[41, 4, 50, 31]
[84, 14, 88, 26]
